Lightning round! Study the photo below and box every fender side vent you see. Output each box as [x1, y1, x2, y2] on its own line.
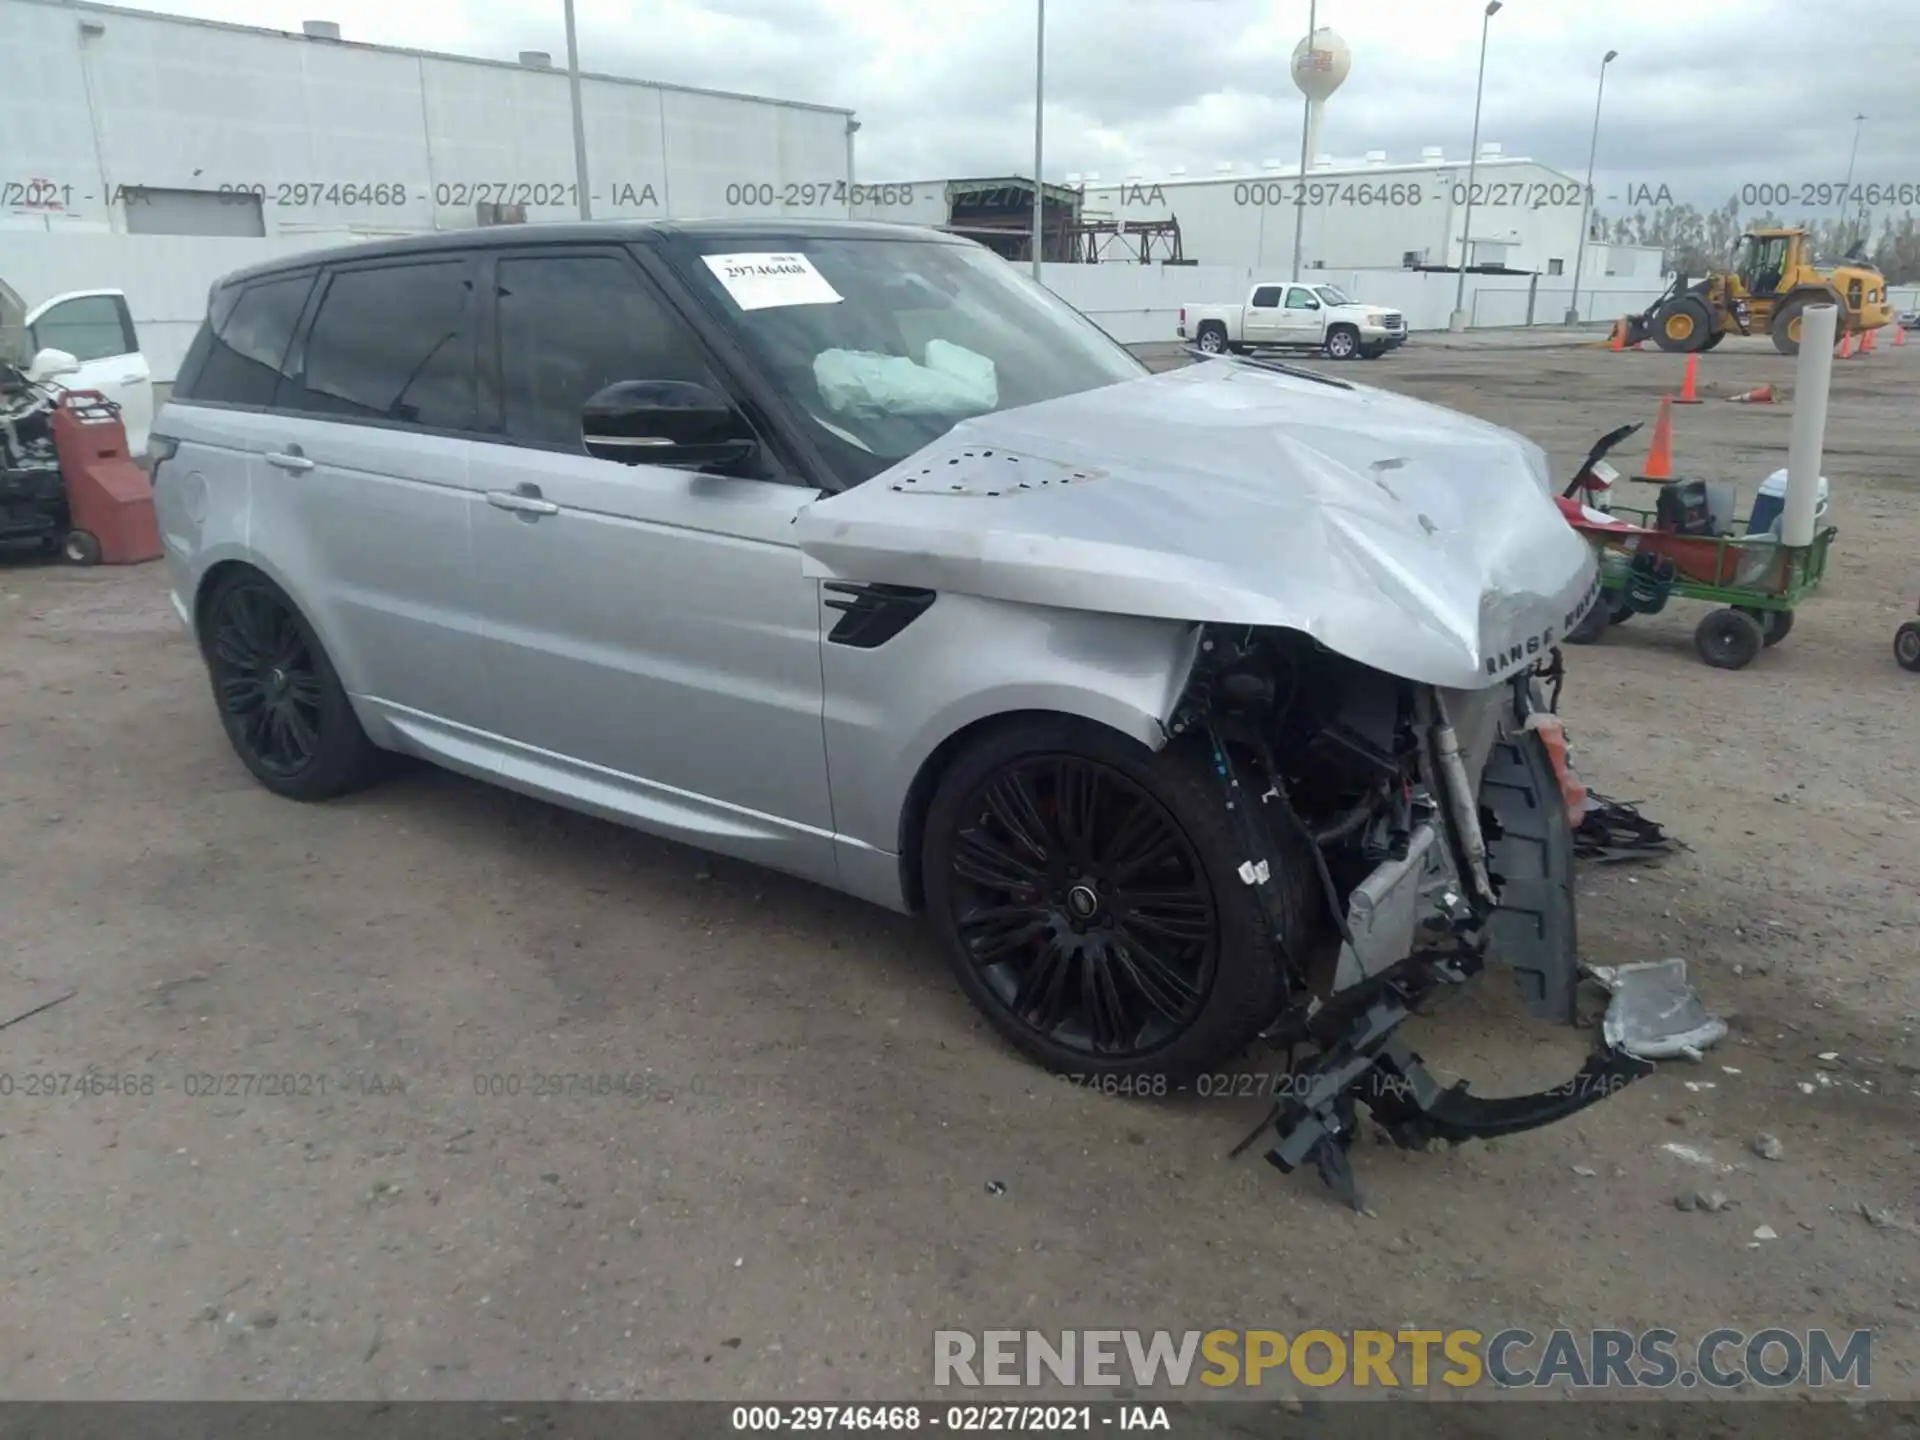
[824, 582, 937, 648]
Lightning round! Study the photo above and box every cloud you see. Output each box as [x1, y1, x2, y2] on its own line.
[103, 0, 1920, 217]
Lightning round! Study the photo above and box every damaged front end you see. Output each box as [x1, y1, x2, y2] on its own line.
[1166, 625, 1654, 1207]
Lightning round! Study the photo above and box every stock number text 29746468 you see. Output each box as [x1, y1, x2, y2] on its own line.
[1225, 179, 1585, 210]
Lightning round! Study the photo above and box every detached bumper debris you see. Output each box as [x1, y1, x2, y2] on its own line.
[1590, 958, 1729, 1062]
[1575, 793, 1682, 863]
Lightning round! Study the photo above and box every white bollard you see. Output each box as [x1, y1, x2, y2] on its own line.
[1781, 303, 1837, 547]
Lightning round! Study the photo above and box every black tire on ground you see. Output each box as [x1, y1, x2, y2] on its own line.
[200, 568, 385, 802]
[1325, 326, 1361, 360]
[62, 530, 102, 565]
[1608, 601, 1636, 625]
[1695, 607, 1765, 670]
[1739, 606, 1795, 647]
[1195, 324, 1228, 355]
[921, 717, 1319, 1081]
[1566, 600, 1612, 644]
[1895, 621, 1920, 673]
[1653, 297, 1714, 353]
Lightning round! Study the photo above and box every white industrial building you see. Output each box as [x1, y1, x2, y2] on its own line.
[1, 0, 858, 238]
[1072, 149, 1665, 282]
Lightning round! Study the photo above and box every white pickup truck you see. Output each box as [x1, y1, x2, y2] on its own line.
[1179, 281, 1407, 361]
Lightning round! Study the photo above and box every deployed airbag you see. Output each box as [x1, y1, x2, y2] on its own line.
[814, 341, 998, 419]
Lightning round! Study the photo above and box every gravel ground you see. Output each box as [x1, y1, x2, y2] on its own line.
[0, 335, 1915, 1414]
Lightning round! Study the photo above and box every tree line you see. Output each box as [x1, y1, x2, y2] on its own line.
[1592, 198, 1920, 284]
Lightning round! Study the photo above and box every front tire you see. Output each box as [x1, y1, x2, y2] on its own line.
[201, 570, 384, 801]
[1654, 298, 1713, 353]
[1772, 297, 1810, 355]
[1325, 326, 1360, 360]
[62, 530, 102, 566]
[921, 718, 1316, 1081]
[1895, 621, 1920, 673]
[1695, 607, 1764, 670]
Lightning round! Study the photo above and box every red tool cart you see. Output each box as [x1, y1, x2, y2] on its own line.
[50, 388, 160, 565]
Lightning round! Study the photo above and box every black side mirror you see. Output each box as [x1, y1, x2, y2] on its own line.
[580, 380, 757, 470]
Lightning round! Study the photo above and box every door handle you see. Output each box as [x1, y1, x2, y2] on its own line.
[265, 447, 314, 473]
[119, 373, 142, 384]
[486, 489, 559, 517]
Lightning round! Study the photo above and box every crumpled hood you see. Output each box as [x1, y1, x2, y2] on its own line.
[792, 360, 1600, 690]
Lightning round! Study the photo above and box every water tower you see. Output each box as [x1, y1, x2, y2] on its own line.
[1291, 27, 1352, 172]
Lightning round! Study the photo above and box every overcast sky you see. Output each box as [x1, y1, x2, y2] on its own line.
[110, 0, 1920, 220]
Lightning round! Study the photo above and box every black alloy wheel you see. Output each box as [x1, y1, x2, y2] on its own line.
[210, 580, 325, 777]
[202, 571, 383, 800]
[945, 756, 1218, 1061]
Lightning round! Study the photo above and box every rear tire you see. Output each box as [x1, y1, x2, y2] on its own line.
[921, 718, 1318, 1081]
[200, 569, 385, 802]
[1739, 606, 1794, 647]
[1695, 608, 1764, 670]
[62, 530, 102, 566]
[1195, 324, 1228, 355]
[1566, 601, 1611, 645]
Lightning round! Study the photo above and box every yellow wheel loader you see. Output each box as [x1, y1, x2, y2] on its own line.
[1622, 227, 1894, 355]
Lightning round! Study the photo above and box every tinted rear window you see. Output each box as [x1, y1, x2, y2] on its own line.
[174, 274, 314, 407]
[281, 261, 477, 431]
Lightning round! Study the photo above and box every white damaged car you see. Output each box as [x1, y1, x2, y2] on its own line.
[154, 221, 1648, 1199]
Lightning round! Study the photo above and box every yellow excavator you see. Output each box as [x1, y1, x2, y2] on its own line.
[1622, 226, 1893, 355]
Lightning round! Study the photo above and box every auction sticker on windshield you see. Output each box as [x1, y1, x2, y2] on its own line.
[702, 252, 844, 311]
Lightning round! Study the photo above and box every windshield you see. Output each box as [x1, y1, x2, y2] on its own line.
[1312, 285, 1353, 307]
[658, 233, 1147, 486]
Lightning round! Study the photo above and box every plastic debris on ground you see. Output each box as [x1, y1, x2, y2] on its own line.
[1574, 792, 1683, 863]
[1588, 957, 1729, 1062]
[1523, 711, 1678, 864]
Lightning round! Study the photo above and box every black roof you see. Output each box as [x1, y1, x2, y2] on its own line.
[214, 218, 966, 291]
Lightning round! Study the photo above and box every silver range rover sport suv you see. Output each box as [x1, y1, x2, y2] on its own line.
[154, 221, 1624, 1162]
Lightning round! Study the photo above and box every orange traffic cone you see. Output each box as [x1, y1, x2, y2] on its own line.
[1862, 325, 1877, 354]
[1727, 384, 1775, 404]
[1836, 329, 1854, 358]
[1609, 320, 1626, 352]
[1637, 396, 1676, 480]
[1897, 325, 1908, 347]
[1674, 352, 1703, 403]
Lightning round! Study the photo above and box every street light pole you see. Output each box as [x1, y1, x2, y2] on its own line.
[1565, 48, 1617, 326]
[1449, 0, 1501, 332]
[1290, 0, 1317, 284]
[564, 0, 592, 220]
[1031, 0, 1046, 282]
[1841, 112, 1866, 246]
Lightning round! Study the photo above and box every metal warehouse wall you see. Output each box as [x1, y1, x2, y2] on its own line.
[1079, 159, 1591, 275]
[1, 0, 855, 236]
